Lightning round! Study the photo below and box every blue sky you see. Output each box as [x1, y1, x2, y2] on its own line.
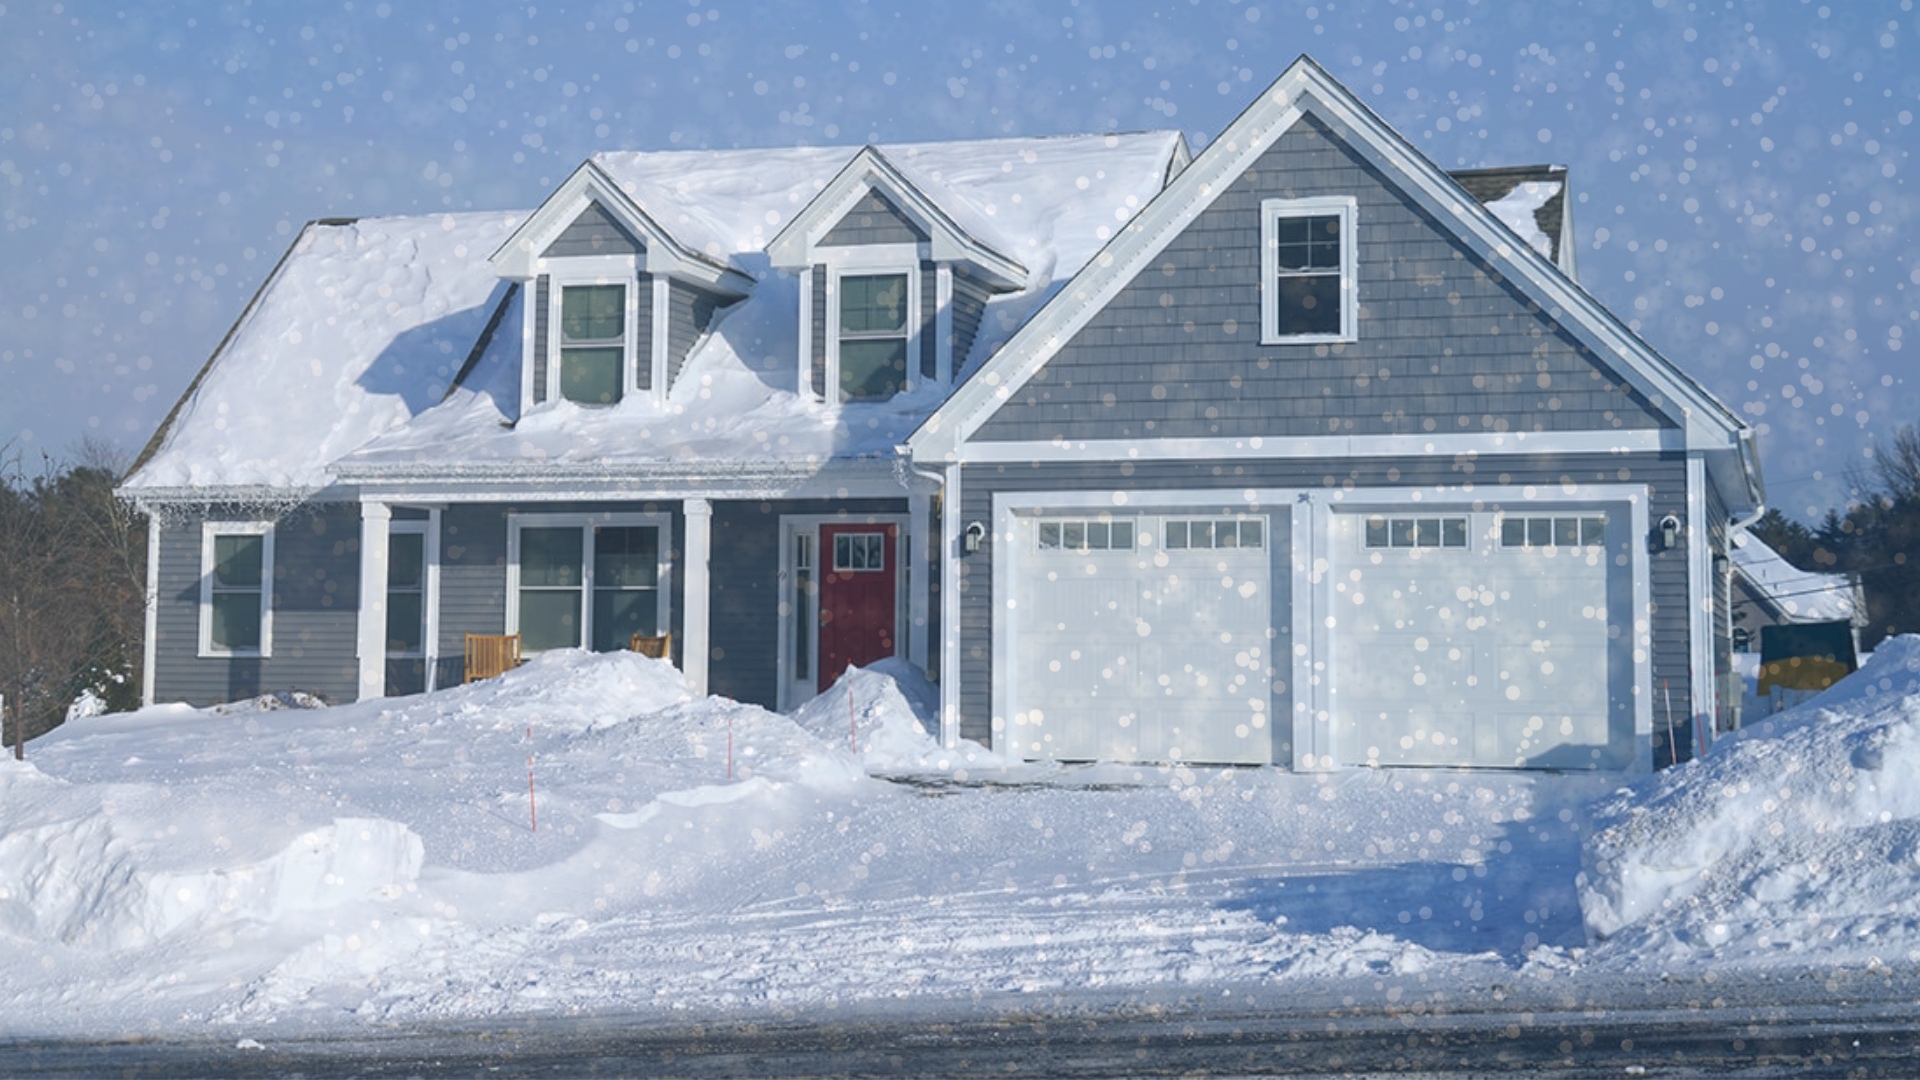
[0, 0, 1911, 519]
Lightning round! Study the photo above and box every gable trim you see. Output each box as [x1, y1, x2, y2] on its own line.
[767, 146, 1027, 290]
[491, 161, 752, 295]
[908, 56, 1749, 466]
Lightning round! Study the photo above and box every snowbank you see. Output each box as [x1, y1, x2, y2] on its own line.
[0, 649, 1599, 1035]
[1580, 636, 1920, 967]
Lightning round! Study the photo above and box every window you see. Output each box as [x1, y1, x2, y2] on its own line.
[1037, 518, 1135, 552]
[1261, 196, 1357, 343]
[386, 527, 426, 656]
[509, 515, 670, 654]
[792, 532, 814, 682]
[1164, 519, 1264, 550]
[837, 272, 909, 401]
[1364, 515, 1468, 550]
[199, 522, 273, 657]
[1500, 515, 1607, 549]
[833, 532, 888, 571]
[559, 283, 626, 404]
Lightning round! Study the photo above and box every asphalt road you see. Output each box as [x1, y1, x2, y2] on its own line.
[6, 989, 1919, 1079]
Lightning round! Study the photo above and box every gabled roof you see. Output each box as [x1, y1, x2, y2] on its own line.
[908, 55, 1755, 507]
[767, 145, 1028, 290]
[1731, 532, 1860, 625]
[490, 160, 754, 295]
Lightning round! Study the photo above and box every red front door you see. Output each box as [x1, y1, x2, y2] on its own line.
[817, 524, 897, 691]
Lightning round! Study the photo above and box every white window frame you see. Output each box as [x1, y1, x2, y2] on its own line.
[1260, 195, 1358, 345]
[823, 245, 923, 402]
[385, 520, 431, 659]
[505, 511, 673, 655]
[541, 256, 644, 408]
[198, 521, 274, 658]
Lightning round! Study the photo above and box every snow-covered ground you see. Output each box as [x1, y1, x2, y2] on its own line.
[5, 641, 1919, 1039]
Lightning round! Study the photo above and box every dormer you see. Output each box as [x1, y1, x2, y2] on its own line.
[768, 147, 1027, 404]
[491, 162, 752, 412]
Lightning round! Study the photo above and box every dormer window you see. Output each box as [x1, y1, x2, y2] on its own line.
[837, 272, 910, 401]
[1260, 196, 1357, 344]
[559, 283, 627, 405]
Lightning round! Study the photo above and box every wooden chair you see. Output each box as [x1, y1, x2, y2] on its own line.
[629, 632, 673, 660]
[464, 633, 522, 683]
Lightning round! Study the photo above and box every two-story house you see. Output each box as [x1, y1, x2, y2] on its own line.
[121, 57, 1762, 772]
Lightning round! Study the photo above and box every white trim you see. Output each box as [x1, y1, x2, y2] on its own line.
[520, 276, 538, 416]
[342, 467, 934, 506]
[424, 508, 442, 693]
[1687, 455, 1716, 756]
[908, 58, 1750, 464]
[650, 274, 671, 401]
[765, 149, 1027, 288]
[141, 515, 159, 707]
[935, 264, 955, 385]
[797, 268, 815, 400]
[504, 511, 674, 655]
[908, 492, 933, 675]
[774, 512, 911, 712]
[197, 520, 274, 659]
[954, 429, 1683, 464]
[986, 484, 1654, 774]
[683, 498, 712, 697]
[1260, 195, 1358, 345]
[825, 260, 922, 401]
[356, 501, 392, 702]
[940, 464, 962, 749]
[543, 267, 643, 406]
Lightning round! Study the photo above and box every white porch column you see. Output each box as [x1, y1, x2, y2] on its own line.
[939, 465, 962, 749]
[683, 498, 712, 696]
[423, 507, 443, 693]
[356, 501, 392, 702]
[909, 492, 933, 674]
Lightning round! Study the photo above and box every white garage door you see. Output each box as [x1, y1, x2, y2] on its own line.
[1010, 514, 1274, 765]
[1332, 510, 1628, 769]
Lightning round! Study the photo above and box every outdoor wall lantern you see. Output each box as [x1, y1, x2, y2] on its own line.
[1658, 514, 1682, 551]
[963, 521, 987, 554]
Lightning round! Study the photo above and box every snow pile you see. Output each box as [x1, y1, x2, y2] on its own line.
[789, 657, 1006, 773]
[1580, 636, 1920, 966]
[1484, 180, 1560, 259]
[0, 649, 1604, 1036]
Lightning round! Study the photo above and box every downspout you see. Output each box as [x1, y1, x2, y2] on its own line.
[1723, 426, 1767, 732]
[897, 448, 958, 749]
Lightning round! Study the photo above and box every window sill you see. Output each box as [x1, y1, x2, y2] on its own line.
[1260, 332, 1358, 347]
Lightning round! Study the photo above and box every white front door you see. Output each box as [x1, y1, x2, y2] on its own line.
[1331, 509, 1627, 769]
[1009, 513, 1274, 765]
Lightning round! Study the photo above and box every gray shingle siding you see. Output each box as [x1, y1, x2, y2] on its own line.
[810, 266, 828, 398]
[819, 189, 928, 246]
[543, 202, 644, 258]
[708, 498, 910, 708]
[634, 270, 654, 392]
[532, 276, 550, 404]
[950, 274, 990, 371]
[151, 503, 361, 707]
[972, 113, 1669, 443]
[920, 261, 938, 381]
[954, 454, 1692, 756]
[667, 282, 724, 393]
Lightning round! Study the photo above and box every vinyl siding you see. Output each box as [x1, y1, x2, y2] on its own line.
[954, 453, 1692, 759]
[950, 273, 991, 372]
[634, 270, 655, 392]
[542, 202, 644, 258]
[920, 261, 938, 382]
[972, 112, 1670, 443]
[819, 189, 928, 246]
[151, 503, 361, 706]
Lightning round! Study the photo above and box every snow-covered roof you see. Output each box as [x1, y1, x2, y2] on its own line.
[127, 134, 1187, 494]
[124, 212, 524, 492]
[1730, 531, 1858, 623]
